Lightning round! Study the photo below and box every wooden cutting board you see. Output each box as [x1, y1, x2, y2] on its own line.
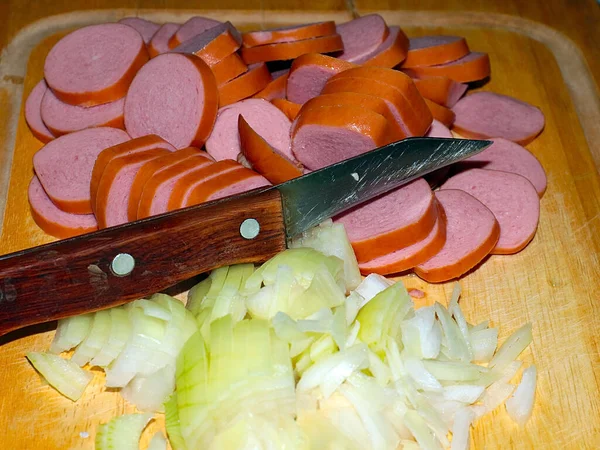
[0, 9, 599, 450]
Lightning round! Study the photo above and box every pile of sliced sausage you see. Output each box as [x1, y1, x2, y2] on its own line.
[25, 14, 547, 283]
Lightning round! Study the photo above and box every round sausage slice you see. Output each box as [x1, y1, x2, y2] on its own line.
[44, 24, 149, 106]
[451, 91, 545, 145]
[148, 23, 180, 57]
[240, 34, 344, 65]
[173, 22, 242, 66]
[271, 99, 302, 121]
[218, 63, 272, 107]
[29, 176, 98, 238]
[401, 52, 491, 83]
[211, 52, 248, 86]
[253, 73, 287, 101]
[402, 36, 470, 68]
[441, 168, 540, 254]
[424, 98, 455, 127]
[25, 80, 55, 143]
[124, 53, 219, 149]
[411, 75, 467, 108]
[414, 189, 500, 283]
[41, 88, 124, 136]
[206, 98, 292, 162]
[334, 178, 437, 262]
[119, 17, 161, 44]
[33, 127, 130, 214]
[242, 22, 337, 47]
[335, 14, 389, 63]
[424, 120, 453, 187]
[358, 26, 409, 68]
[168, 16, 222, 49]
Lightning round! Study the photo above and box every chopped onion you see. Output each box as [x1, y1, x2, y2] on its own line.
[450, 407, 475, 450]
[345, 291, 363, 325]
[148, 432, 168, 450]
[26, 352, 93, 401]
[120, 365, 175, 412]
[346, 321, 360, 348]
[505, 365, 537, 426]
[488, 324, 533, 371]
[404, 409, 443, 450]
[95, 413, 153, 450]
[404, 358, 443, 392]
[164, 393, 187, 450]
[185, 275, 212, 317]
[448, 284, 473, 360]
[90, 307, 131, 368]
[422, 360, 485, 382]
[443, 385, 485, 404]
[355, 273, 394, 307]
[470, 327, 498, 363]
[434, 303, 471, 363]
[50, 313, 93, 354]
[71, 310, 111, 366]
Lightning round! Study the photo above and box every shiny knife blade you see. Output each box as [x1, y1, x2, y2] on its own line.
[0, 137, 490, 336]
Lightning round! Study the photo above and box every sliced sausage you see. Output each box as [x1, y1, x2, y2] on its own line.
[253, 73, 288, 100]
[124, 53, 219, 149]
[211, 52, 248, 85]
[240, 34, 344, 64]
[206, 98, 292, 161]
[29, 176, 98, 238]
[168, 16, 222, 49]
[411, 75, 467, 108]
[455, 138, 547, 196]
[218, 62, 273, 106]
[426, 119, 453, 138]
[242, 22, 337, 47]
[118, 17, 161, 44]
[44, 24, 149, 106]
[334, 178, 437, 262]
[238, 115, 303, 184]
[441, 168, 540, 254]
[424, 120, 453, 187]
[128, 147, 208, 221]
[33, 127, 130, 214]
[173, 21, 242, 66]
[424, 98, 455, 127]
[335, 14, 389, 63]
[358, 201, 447, 275]
[291, 105, 392, 170]
[271, 98, 302, 121]
[401, 36, 470, 68]
[95, 148, 170, 228]
[25, 80, 55, 143]
[286, 53, 356, 104]
[414, 189, 500, 283]
[451, 91, 545, 145]
[401, 52, 491, 83]
[40, 87, 124, 136]
[358, 26, 409, 68]
[148, 23, 180, 57]
[90, 134, 176, 212]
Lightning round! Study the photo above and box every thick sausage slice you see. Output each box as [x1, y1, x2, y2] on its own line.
[286, 53, 356, 104]
[238, 115, 303, 184]
[335, 14, 389, 63]
[168, 16, 222, 49]
[218, 62, 272, 106]
[40, 87, 124, 136]
[44, 24, 149, 106]
[206, 98, 292, 161]
[414, 189, 500, 283]
[334, 178, 437, 262]
[401, 52, 491, 83]
[33, 127, 130, 214]
[90, 134, 176, 211]
[25, 80, 55, 143]
[401, 36, 470, 68]
[451, 91, 545, 145]
[253, 73, 288, 101]
[29, 176, 98, 238]
[173, 22, 242, 66]
[424, 98, 455, 127]
[128, 147, 208, 221]
[441, 168, 540, 254]
[358, 26, 409, 68]
[119, 17, 161, 44]
[242, 22, 337, 47]
[291, 105, 392, 170]
[271, 98, 302, 121]
[95, 148, 170, 228]
[211, 52, 248, 85]
[148, 23, 180, 57]
[240, 34, 344, 64]
[456, 138, 547, 196]
[412, 75, 467, 108]
[124, 53, 219, 149]
[358, 201, 447, 275]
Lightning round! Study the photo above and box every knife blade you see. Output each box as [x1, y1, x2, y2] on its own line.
[0, 137, 490, 336]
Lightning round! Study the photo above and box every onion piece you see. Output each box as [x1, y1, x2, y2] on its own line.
[186, 275, 212, 317]
[488, 324, 533, 371]
[90, 307, 131, 368]
[443, 385, 485, 403]
[450, 407, 476, 450]
[404, 409, 443, 450]
[355, 273, 394, 307]
[50, 313, 93, 354]
[71, 310, 111, 367]
[148, 432, 168, 450]
[505, 365, 537, 426]
[26, 352, 93, 401]
[470, 327, 498, 363]
[164, 393, 187, 450]
[95, 413, 153, 450]
[434, 303, 471, 363]
[121, 365, 176, 412]
[404, 358, 443, 392]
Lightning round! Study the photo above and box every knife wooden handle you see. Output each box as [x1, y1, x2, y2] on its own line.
[0, 188, 286, 337]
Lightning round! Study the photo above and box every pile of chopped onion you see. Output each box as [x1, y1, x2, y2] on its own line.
[26, 220, 536, 450]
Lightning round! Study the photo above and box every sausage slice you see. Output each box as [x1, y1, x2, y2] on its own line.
[253, 73, 288, 101]
[270, 99, 302, 121]
[359, 26, 409, 68]
[240, 34, 344, 65]
[402, 36, 470, 68]
[148, 23, 180, 58]
[211, 52, 248, 86]
[242, 22, 337, 47]
[401, 52, 491, 83]
[335, 14, 389, 63]
[168, 16, 222, 49]
[218, 62, 273, 106]
[411, 75, 467, 108]
[118, 17, 161, 44]
[25, 80, 55, 143]
[174, 22, 242, 66]
[424, 98, 455, 127]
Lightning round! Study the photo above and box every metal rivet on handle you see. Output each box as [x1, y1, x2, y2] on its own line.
[111, 253, 135, 277]
[240, 218, 260, 240]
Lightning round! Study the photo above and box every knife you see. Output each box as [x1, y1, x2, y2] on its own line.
[0, 137, 490, 336]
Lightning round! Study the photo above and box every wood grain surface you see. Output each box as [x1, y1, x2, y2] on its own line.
[0, 8, 599, 450]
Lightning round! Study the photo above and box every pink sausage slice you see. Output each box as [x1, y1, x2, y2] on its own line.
[119, 17, 161, 44]
[414, 189, 500, 283]
[456, 138, 547, 196]
[124, 53, 219, 149]
[335, 14, 389, 63]
[441, 168, 540, 254]
[29, 176, 98, 238]
[206, 173, 271, 201]
[41, 88, 124, 136]
[25, 80, 55, 143]
[426, 119, 453, 138]
[169, 16, 222, 48]
[149, 23, 180, 57]
[205, 98, 292, 162]
[33, 127, 130, 214]
[44, 23, 149, 106]
[452, 91, 545, 145]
